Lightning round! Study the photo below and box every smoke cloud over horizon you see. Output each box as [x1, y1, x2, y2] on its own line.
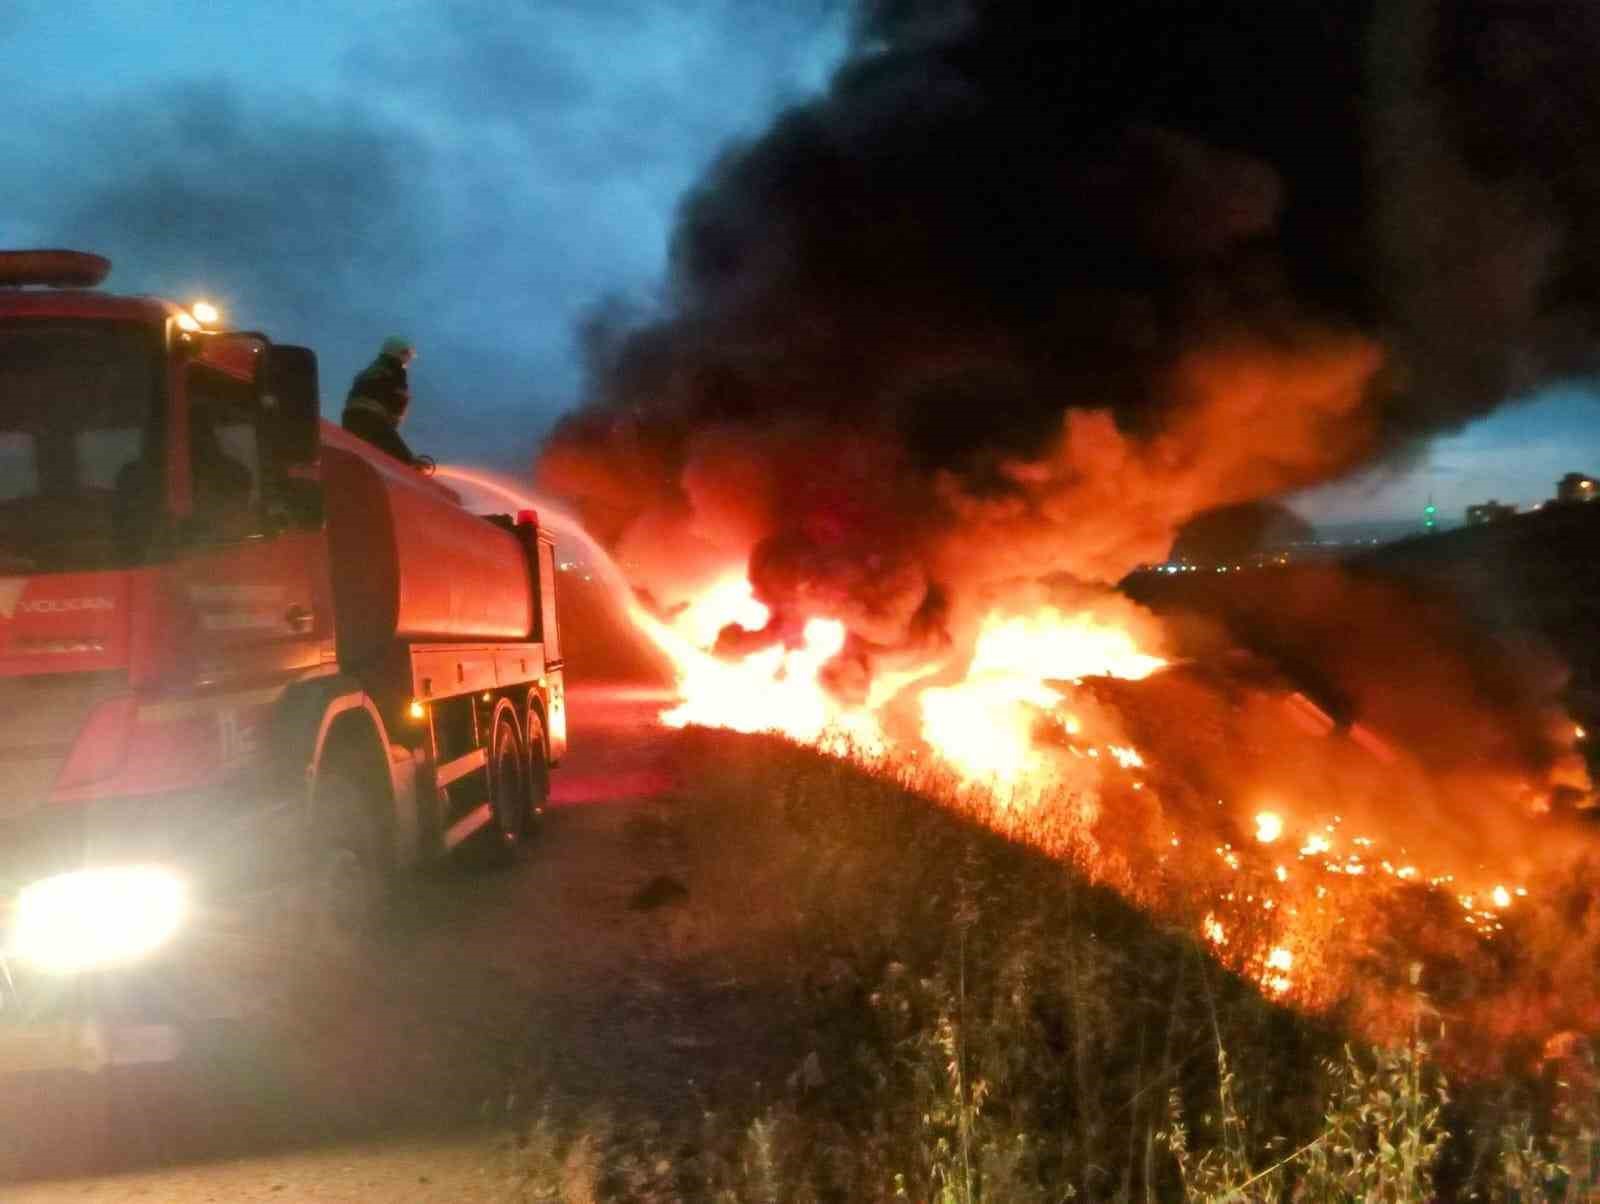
[539, 0, 1600, 700]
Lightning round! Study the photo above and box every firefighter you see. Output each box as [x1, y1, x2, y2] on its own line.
[342, 336, 431, 470]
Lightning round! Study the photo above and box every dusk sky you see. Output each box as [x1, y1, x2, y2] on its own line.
[6, 1, 845, 462]
[6, 0, 1596, 528]
[1291, 384, 1600, 528]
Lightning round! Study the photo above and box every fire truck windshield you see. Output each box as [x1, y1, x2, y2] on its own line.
[0, 320, 161, 572]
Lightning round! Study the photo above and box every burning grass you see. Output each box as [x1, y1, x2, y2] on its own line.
[445, 467, 1600, 1194]
[640, 562, 1600, 1072]
[506, 728, 1596, 1202]
[441, 474, 1599, 1063]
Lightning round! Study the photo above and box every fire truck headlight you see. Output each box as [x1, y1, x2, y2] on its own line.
[11, 867, 187, 974]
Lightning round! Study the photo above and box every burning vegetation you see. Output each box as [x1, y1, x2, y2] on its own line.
[526, 0, 1600, 1078]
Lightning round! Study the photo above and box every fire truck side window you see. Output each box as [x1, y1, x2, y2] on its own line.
[184, 361, 261, 540]
[0, 433, 37, 502]
[79, 427, 142, 491]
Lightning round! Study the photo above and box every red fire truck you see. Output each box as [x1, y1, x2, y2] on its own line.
[0, 250, 565, 1067]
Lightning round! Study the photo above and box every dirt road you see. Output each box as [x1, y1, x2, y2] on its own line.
[1, 684, 768, 1202]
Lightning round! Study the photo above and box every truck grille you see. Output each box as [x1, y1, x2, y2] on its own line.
[0, 672, 126, 821]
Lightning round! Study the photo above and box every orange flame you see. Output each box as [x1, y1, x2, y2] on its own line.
[437, 466, 1592, 1061]
[1255, 811, 1284, 843]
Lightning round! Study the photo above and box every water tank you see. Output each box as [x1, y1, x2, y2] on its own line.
[321, 424, 533, 666]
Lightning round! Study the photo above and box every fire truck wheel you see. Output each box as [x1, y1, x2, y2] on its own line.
[307, 768, 387, 954]
[524, 711, 549, 839]
[474, 710, 528, 868]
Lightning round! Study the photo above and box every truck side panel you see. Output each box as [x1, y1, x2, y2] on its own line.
[321, 428, 533, 667]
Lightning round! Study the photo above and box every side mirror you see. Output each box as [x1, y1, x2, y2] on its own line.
[262, 344, 320, 466]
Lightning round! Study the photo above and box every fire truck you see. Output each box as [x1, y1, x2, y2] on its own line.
[0, 250, 565, 1068]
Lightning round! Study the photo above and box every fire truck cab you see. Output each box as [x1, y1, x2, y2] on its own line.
[0, 251, 565, 1066]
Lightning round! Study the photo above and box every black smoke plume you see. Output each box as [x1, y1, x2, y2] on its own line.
[540, 0, 1600, 681]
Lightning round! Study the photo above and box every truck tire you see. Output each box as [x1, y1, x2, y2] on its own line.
[306, 766, 387, 956]
[524, 710, 550, 836]
[471, 708, 528, 868]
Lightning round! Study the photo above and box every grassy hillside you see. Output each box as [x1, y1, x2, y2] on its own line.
[506, 728, 1587, 1202]
[522, 508, 1600, 1198]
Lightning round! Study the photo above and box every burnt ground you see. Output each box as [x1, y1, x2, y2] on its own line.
[0, 684, 806, 1202]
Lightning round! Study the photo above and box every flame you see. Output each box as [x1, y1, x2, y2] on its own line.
[1301, 833, 1332, 856]
[675, 575, 771, 646]
[1264, 946, 1294, 995]
[919, 675, 1062, 785]
[912, 608, 1165, 786]
[436, 465, 1594, 1065]
[625, 575, 1172, 788]
[966, 608, 1167, 682]
[660, 614, 881, 750]
[1108, 744, 1145, 769]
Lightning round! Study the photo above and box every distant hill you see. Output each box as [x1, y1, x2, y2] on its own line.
[1311, 517, 1442, 546]
[1357, 502, 1600, 706]
[1125, 502, 1600, 779]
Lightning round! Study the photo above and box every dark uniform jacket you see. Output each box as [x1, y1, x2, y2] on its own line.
[342, 353, 420, 466]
